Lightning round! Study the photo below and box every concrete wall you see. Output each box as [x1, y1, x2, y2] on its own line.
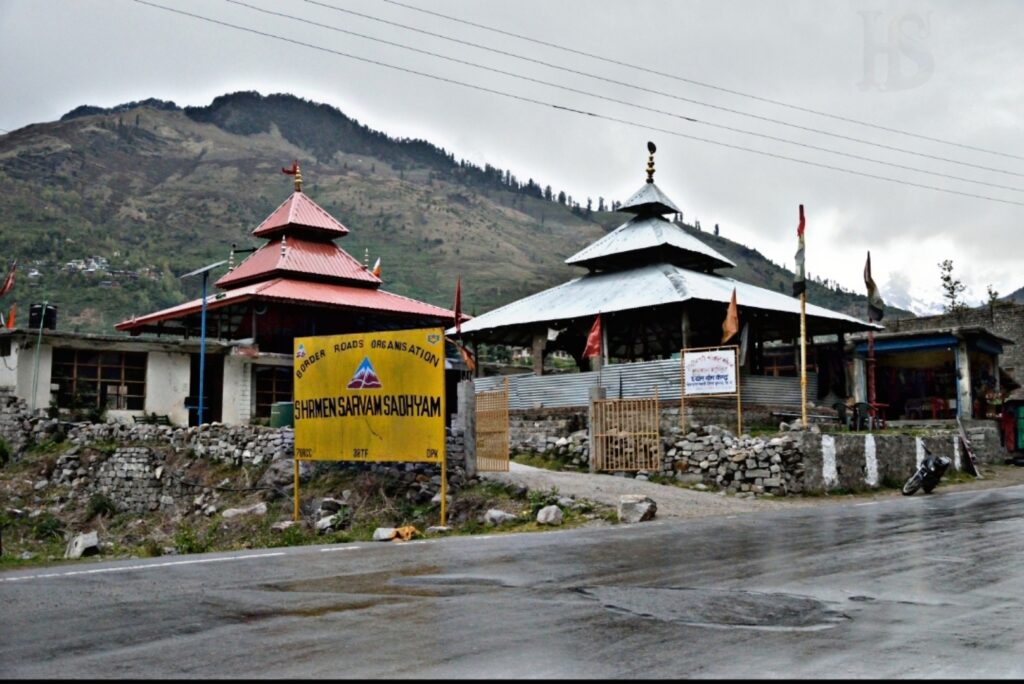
[143, 351, 191, 425]
[0, 338, 19, 389]
[221, 355, 251, 426]
[15, 343, 52, 411]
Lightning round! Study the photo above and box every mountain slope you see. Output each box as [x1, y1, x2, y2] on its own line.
[0, 91, 901, 333]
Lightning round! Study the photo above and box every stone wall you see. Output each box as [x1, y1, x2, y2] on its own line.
[0, 388, 33, 457]
[4, 385, 472, 516]
[500, 402, 1005, 495]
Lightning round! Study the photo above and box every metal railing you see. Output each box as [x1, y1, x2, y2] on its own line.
[591, 394, 661, 472]
[476, 378, 509, 472]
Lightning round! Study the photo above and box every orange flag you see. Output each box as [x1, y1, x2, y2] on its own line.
[458, 343, 476, 373]
[583, 314, 602, 358]
[721, 288, 739, 344]
[371, 257, 382, 278]
[5, 303, 15, 329]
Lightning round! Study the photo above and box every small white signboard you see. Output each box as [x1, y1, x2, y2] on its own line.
[683, 349, 737, 395]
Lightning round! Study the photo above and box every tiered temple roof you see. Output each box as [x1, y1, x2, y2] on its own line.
[117, 164, 456, 336]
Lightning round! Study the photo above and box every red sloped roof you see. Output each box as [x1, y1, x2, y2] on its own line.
[252, 191, 349, 238]
[216, 236, 379, 289]
[115, 278, 458, 331]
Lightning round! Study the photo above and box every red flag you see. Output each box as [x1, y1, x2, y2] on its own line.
[583, 314, 602, 358]
[453, 276, 462, 336]
[281, 160, 298, 176]
[0, 259, 16, 298]
[4, 303, 14, 329]
[721, 288, 739, 344]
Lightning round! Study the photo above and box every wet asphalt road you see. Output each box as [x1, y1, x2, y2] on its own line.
[2, 485, 1023, 679]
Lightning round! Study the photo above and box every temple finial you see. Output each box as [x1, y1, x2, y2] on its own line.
[645, 141, 656, 184]
[282, 160, 302, 192]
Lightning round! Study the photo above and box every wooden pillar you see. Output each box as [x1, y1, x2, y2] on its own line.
[680, 309, 690, 351]
[531, 331, 546, 376]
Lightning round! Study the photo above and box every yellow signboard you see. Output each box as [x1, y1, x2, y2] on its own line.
[293, 328, 446, 463]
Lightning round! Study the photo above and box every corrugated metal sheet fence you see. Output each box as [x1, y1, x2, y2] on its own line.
[474, 360, 817, 411]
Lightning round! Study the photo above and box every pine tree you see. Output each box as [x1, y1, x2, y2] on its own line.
[939, 259, 967, 314]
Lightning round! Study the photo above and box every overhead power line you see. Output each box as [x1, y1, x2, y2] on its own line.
[305, 0, 1021, 179]
[229, 0, 1024, 194]
[129, 0, 1024, 207]
[380, 0, 1024, 163]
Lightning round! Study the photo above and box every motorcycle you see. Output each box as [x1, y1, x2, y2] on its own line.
[902, 447, 952, 495]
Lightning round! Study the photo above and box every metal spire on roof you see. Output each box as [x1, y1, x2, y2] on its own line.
[280, 234, 287, 257]
[646, 141, 656, 183]
[282, 160, 302, 192]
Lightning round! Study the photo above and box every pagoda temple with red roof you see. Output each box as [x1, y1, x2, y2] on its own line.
[116, 163, 461, 423]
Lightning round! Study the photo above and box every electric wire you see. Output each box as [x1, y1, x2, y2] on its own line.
[304, 0, 1022, 179]
[227, 0, 1024, 193]
[380, 0, 1024, 163]
[131, 0, 1024, 207]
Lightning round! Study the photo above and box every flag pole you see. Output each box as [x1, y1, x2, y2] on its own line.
[800, 292, 808, 427]
[867, 330, 876, 425]
[794, 204, 808, 427]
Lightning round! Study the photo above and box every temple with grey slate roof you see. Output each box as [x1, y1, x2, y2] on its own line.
[453, 144, 878, 388]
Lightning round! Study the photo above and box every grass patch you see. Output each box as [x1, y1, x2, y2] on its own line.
[511, 451, 569, 471]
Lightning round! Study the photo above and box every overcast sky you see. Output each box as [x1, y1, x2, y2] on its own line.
[2, 0, 1021, 314]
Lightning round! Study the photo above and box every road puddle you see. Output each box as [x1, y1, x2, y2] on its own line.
[576, 586, 850, 631]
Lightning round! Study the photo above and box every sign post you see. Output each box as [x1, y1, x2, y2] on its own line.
[292, 327, 447, 525]
[680, 345, 742, 436]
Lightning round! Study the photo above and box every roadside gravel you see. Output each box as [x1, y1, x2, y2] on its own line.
[479, 461, 1024, 520]
[480, 462, 811, 520]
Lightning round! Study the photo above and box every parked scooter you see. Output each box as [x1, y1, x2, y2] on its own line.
[902, 446, 952, 495]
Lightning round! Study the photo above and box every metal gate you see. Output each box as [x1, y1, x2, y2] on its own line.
[476, 379, 510, 472]
[591, 396, 661, 472]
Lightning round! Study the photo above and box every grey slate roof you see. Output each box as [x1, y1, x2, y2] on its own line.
[566, 215, 735, 271]
[618, 181, 680, 215]
[450, 262, 879, 335]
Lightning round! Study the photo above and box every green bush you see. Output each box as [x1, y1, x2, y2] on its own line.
[527, 487, 561, 516]
[86, 493, 118, 520]
[30, 513, 64, 541]
[173, 524, 212, 555]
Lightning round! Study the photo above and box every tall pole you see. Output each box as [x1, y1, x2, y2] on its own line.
[867, 330, 876, 423]
[198, 271, 208, 427]
[799, 293, 808, 426]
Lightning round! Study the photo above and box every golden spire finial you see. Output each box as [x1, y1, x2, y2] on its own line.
[282, 160, 302, 192]
[645, 141, 656, 184]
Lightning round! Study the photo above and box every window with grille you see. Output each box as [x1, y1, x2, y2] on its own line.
[254, 366, 293, 418]
[52, 349, 147, 410]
